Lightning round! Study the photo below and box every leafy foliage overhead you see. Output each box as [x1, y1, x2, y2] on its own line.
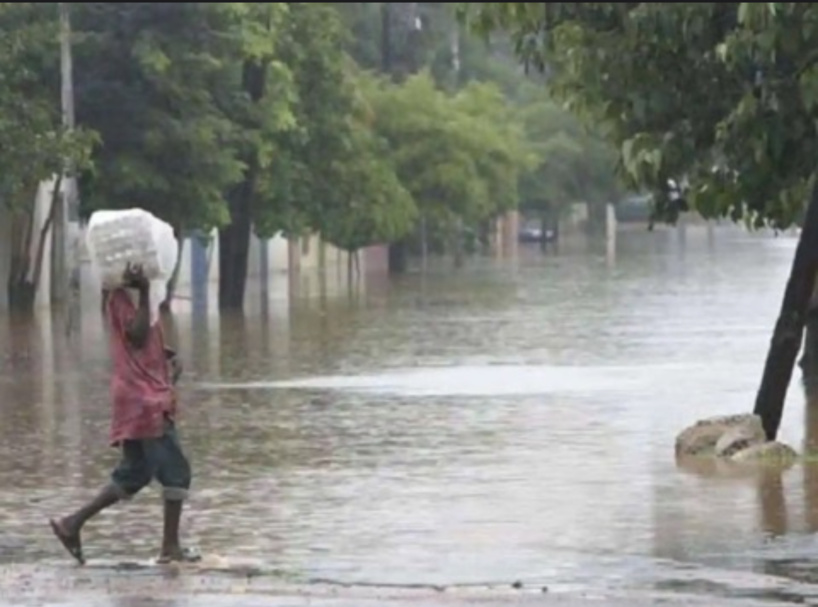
[460, 2, 818, 229]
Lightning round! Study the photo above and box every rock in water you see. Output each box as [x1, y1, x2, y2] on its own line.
[675, 414, 764, 457]
[730, 441, 798, 464]
[714, 423, 766, 458]
[676, 413, 798, 468]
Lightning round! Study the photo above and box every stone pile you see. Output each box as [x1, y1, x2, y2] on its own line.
[675, 414, 797, 464]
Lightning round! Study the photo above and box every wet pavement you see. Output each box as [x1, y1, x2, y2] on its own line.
[6, 557, 818, 606]
[4, 224, 818, 604]
[5, 556, 818, 606]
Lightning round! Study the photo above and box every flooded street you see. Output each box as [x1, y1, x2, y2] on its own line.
[3, 225, 818, 605]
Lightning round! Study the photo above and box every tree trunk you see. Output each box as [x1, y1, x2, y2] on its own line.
[101, 288, 110, 316]
[753, 178, 818, 439]
[8, 178, 62, 314]
[586, 201, 606, 236]
[218, 59, 265, 311]
[389, 239, 407, 274]
[420, 214, 429, 271]
[161, 232, 184, 312]
[382, 1, 418, 276]
[453, 217, 464, 268]
[218, 174, 254, 310]
[8, 283, 37, 314]
[540, 214, 549, 253]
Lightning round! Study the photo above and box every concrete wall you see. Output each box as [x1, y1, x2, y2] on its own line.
[362, 245, 389, 274]
[175, 230, 215, 292]
[0, 195, 386, 315]
[268, 234, 290, 275]
[170, 229, 385, 313]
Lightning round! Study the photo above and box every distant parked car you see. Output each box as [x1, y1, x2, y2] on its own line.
[518, 227, 555, 243]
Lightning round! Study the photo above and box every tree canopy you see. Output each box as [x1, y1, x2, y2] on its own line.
[0, 1, 622, 311]
[460, 2, 818, 229]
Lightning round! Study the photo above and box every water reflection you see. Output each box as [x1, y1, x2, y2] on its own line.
[665, 320, 818, 590]
[6, 225, 818, 598]
[757, 469, 788, 538]
[756, 381, 818, 585]
[803, 380, 818, 533]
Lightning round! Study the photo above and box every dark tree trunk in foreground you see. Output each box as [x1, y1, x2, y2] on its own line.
[753, 178, 818, 439]
[218, 171, 255, 310]
[218, 59, 265, 311]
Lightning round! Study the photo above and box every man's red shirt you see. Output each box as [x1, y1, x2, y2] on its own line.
[106, 288, 176, 445]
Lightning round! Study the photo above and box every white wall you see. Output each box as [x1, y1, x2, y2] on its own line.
[268, 234, 290, 274]
[175, 230, 292, 293]
[174, 229, 218, 293]
[0, 200, 386, 313]
[172, 230, 355, 299]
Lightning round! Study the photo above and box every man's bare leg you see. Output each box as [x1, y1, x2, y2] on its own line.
[157, 499, 199, 563]
[50, 483, 122, 565]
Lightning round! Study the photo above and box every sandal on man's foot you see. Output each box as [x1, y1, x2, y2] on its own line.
[49, 519, 85, 565]
[156, 547, 201, 564]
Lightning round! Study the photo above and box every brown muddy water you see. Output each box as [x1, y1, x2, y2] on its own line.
[3, 225, 818, 605]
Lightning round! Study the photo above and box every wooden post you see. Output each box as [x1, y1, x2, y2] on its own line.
[753, 177, 818, 439]
[605, 202, 617, 267]
[59, 2, 82, 330]
[450, 22, 464, 269]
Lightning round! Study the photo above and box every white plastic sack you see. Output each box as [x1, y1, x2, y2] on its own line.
[86, 208, 179, 323]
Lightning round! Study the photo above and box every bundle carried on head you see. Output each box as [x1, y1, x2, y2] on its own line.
[86, 208, 179, 321]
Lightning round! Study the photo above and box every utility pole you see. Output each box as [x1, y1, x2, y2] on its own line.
[59, 2, 82, 333]
[51, 2, 68, 307]
[450, 21, 465, 268]
[383, 2, 406, 274]
[380, 3, 392, 76]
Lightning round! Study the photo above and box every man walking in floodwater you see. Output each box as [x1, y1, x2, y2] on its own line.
[50, 263, 199, 565]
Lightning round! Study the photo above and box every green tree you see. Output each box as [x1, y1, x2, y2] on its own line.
[72, 3, 286, 309]
[215, 2, 294, 310]
[318, 118, 417, 275]
[452, 80, 529, 220]
[459, 3, 808, 228]
[366, 71, 529, 258]
[336, 3, 622, 258]
[516, 85, 620, 243]
[0, 3, 95, 312]
[74, 3, 248, 233]
[254, 5, 418, 280]
[335, 3, 526, 93]
[333, 2, 384, 71]
[252, 2, 363, 242]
